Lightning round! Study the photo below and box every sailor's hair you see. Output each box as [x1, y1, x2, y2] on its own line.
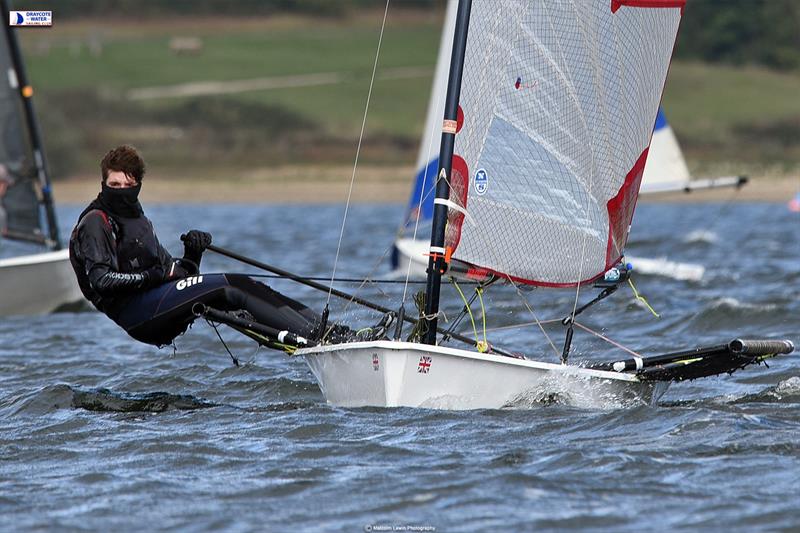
[101, 145, 145, 183]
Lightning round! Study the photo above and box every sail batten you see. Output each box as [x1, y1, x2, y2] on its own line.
[446, 0, 681, 286]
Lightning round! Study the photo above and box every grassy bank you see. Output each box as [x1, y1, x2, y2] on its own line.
[18, 12, 800, 185]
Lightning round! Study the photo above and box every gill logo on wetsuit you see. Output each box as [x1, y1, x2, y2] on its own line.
[176, 276, 203, 291]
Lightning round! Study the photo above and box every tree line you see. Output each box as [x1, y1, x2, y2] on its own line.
[28, 0, 800, 71]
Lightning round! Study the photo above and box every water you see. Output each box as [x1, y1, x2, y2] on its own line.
[1, 202, 798, 531]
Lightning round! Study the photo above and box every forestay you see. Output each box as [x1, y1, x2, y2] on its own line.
[447, 0, 683, 286]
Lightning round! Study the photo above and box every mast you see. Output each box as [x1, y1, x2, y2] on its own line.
[1, 0, 61, 249]
[422, 0, 472, 345]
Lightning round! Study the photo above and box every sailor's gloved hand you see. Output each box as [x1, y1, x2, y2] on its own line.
[142, 263, 167, 287]
[183, 230, 212, 256]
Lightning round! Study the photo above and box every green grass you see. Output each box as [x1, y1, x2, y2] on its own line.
[663, 62, 800, 176]
[23, 22, 440, 91]
[19, 15, 800, 180]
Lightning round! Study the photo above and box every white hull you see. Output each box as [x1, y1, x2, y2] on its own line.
[0, 249, 84, 316]
[297, 341, 669, 410]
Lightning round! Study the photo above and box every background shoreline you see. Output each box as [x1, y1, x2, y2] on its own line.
[54, 171, 799, 204]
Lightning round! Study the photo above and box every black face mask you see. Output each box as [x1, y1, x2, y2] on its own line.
[99, 182, 143, 218]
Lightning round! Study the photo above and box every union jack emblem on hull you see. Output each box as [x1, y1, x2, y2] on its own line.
[418, 356, 432, 374]
[372, 353, 379, 371]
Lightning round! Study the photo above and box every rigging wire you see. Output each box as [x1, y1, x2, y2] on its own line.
[400, 82, 447, 305]
[481, 318, 642, 359]
[509, 279, 562, 358]
[325, 0, 391, 309]
[337, 244, 395, 318]
[572, 321, 642, 358]
[232, 273, 438, 284]
[205, 319, 240, 367]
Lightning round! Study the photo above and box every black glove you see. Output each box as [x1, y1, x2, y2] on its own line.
[142, 263, 167, 287]
[183, 230, 212, 264]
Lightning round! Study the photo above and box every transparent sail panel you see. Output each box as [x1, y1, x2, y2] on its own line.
[451, 0, 682, 286]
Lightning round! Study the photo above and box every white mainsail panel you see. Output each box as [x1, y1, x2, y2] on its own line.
[449, 0, 683, 286]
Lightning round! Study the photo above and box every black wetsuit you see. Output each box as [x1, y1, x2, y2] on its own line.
[69, 195, 321, 347]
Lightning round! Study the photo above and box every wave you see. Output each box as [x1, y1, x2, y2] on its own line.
[662, 377, 800, 408]
[729, 376, 800, 404]
[626, 255, 705, 281]
[1, 384, 218, 416]
[684, 230, 718, 244]
[689, 297, 786, 330]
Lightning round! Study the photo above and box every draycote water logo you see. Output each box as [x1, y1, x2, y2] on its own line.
[9, 11, 52, 27]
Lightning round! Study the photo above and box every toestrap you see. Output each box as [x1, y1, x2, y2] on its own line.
[193, 303, 315, 354]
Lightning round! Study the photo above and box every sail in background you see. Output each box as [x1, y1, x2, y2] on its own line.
[639, 107, 692, 194]
[447, 0, 684, 286]
[0, 23, 45, 244]
[789, 191, 800, 213]
[399, 0, 458, 235]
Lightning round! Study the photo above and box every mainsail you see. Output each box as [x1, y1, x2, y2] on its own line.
[0, 8, 58, 248]
[443, 0, 683, 286]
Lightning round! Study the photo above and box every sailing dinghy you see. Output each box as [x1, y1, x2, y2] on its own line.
[0, 0, 82, 316]
[392, 0, 746, 282]
[199, 0, 793, 409]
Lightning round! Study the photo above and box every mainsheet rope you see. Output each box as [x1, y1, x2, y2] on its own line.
[325, 0, 391, 308]
[480, 318, 643, 358]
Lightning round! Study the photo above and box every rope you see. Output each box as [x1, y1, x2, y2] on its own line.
[572, 321, 642, 358]
[452, 279, 480, 348]
[206, 319, 240, 367]
[627, 277, 660, 317]
[476, 286, 488, 353]
[325, 0, 391, 308]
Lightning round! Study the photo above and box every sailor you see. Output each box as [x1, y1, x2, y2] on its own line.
[69, 145, 391, 348]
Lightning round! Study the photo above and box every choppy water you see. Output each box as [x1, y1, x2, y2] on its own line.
[1, 202, 798, 531]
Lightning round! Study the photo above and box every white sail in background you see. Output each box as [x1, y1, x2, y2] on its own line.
[639, 107, 691, 193]
[0, 19, 43, 243]
[447, 0, 683, 286]
[396, 0, 457, 237]
[639, 107, 746, 194]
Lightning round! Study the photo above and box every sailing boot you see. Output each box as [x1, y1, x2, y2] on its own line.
[353, 312, 396, 342]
